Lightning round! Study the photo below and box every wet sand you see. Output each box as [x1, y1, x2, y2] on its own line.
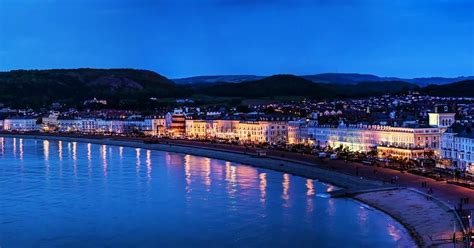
[356, 189, 463, 247]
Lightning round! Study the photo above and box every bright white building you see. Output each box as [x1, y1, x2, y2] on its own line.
[56, 117, 164, 135]
[3, 117, 39, 132]
[305, 121, 442, 159]
[428, 112, 455, 129]
[441, 125, 474, 173]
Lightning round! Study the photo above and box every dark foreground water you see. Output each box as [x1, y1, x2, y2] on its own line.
[0, 137, 415, 247]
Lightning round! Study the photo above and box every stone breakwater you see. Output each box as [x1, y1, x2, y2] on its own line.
[1, 133, 465, 247]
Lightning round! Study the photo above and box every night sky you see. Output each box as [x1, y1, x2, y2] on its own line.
[1, 0, 473, 78]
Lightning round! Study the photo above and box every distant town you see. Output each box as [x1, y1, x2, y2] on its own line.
[2, 91, 474, 180]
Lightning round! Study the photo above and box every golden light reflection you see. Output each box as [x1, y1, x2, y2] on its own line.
[72, 142, 77, 176]
[19, 138, 23, 160]
[184, 154, 191, 195]
[72, 142, 77, 159]
[0, 137, 4, 156]
[43, 140, 50, 175]
[87, 143, 92, 177]
[225, 162, 236, 183]
[306, 179, 315, 196]
[43, 140, 49, 161]
[225, 162, 237, 196]
[146, 150, 152, 182]
[136, 148, 141, 174]
[212, 160, 225, 181]
[101, 144, 107, 177]
[306, 179, 315, 214]
[259, 173, 267, 203]
[58, 141, 63, 160]
[67, 142, 71, 157]
[12, 138, 16, 157]
[282, 173, 290, 202]
[387, 223, 402, 242]
[203, 157, 211, 188]
[87, 143, 92, 161]
[236, 166, 258, 190]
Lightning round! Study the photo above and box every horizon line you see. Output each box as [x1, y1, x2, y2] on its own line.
[1, 67, 473, 80]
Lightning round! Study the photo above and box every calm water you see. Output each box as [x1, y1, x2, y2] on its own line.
[0, 137, 415, 247]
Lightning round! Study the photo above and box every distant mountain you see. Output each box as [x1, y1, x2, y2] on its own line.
[421, 80, 474, 97]
[195, 74, 328, 98]
[303, 73, 474, 86]
[407, 77, 474, 87]
[194, 74, 418, 98]
[173, 75, 263, 84]
[301, 73, 396, 84]
[175, 73, 474, 86]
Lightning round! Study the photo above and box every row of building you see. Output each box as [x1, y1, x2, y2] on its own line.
[1, 110, 473, 173]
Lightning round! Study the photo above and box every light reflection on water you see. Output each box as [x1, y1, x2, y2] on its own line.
[0, 138, 415, 247]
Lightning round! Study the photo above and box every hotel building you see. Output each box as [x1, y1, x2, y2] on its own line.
[301, 112, 455, 159]
[308, 123, 441, 159]
[441, 124, 474, 173]
[185, 117, 288, 144]
[2, 117, 39, 132]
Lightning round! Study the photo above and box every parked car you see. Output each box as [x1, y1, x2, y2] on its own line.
[329, 154, 338, 160]
[362, 160, 375, 166]
[318, 152, 327, 158]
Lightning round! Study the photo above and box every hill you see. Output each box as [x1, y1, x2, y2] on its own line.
[194, 74, 418, 98]
[421, 80, 474, 97]
[301, 73, 395, 84]
[194, 75, 329, 98]
[0, 69, 468, 109]
[175, 73, 474, 86]
[0, 69, 183, 108]
[173, 75, 263, 84]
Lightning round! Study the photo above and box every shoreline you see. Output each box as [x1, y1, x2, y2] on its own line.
[0, 133, 383, 190]
[1, 133, 465, 247]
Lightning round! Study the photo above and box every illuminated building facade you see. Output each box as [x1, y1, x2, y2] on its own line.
[55, 117, 163, 135]
[441, 124, 474, 173]
[185, 119, 211, 138]
[184, 118, 288, 144]
[3, 117, 39, 132]
[307, 122, 442, 159]
[167, 109, 186, 137]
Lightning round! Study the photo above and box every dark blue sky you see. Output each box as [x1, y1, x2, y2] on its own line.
[1, 0, 473, 78]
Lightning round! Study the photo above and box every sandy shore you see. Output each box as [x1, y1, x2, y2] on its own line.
[356, 189, 463, 247]
[1, 133, 466, 247]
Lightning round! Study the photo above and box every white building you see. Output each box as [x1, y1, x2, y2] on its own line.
[57, 119, 84, 132]
[441, 124, 474, 173]
[305, 121, 442, 159]
[3, 117, 39, 132]
[56, 117, 164, 135]
[288, 120, 308, 145]
[428, 112, 455, 129]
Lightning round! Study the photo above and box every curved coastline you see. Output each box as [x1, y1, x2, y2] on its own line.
[1, 133, 461, 247]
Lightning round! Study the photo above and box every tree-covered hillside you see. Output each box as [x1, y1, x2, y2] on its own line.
[0, 69, 469, 110]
